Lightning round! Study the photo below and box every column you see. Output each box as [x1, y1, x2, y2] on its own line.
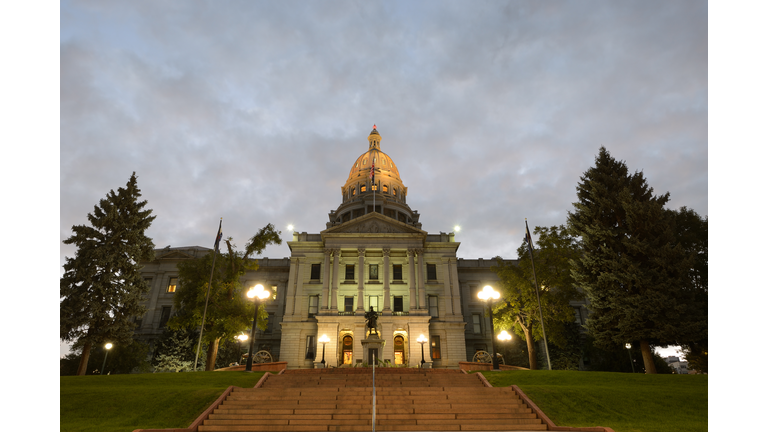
[292, 259, 304, 316]
[382, 248, 391, 315]
[407, 248, 417, 311]
[450, 257, 462, 317]
[284, 258, 298, 317]
[443, 258, 454, 316]
[331, 249, 340, 311]
[356, 247, 365, 314]
[417, 248, 426, 310]
[321, 249, 331, 311]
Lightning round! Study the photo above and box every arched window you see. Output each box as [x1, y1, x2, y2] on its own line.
[361, 185, 367, 192]
[343, 335, 354, 365]
[352, 187, 356, 196]
[393, 188, 397, 196]
[394, 335, 405, 365]
[383, 184, 388, 193]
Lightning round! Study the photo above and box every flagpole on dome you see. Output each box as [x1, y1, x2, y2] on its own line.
[525, 218, 552, 370]
[194, 218, 223, 371]
[371, 124, 376, 214]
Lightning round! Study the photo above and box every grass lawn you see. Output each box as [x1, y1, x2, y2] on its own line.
[480, 370, 707, 432]
[60, 371, 265, 432]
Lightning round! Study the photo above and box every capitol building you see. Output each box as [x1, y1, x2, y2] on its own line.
[135, 127, 587, 368]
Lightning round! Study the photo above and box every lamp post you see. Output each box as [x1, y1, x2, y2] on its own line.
[417, 334, 428, 367]
[245, 284, 270, 372]
[236, 333, 248, 365]
[478, 285, 501, 370]
[100, 343, 113, 375]
[625, 343, 635, 373]
[497, 330, 512, 367]
[319, 334, 330, 366]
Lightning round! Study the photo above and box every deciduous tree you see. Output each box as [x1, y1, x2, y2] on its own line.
[169, 224, 281, 370]
[491, 225, 582, 370]
[60, 173, 155, 375]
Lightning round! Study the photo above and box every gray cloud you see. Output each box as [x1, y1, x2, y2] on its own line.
[61, 0, 707, 268]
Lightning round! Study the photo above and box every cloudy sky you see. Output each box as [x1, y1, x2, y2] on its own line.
[60, 0, 708, 268]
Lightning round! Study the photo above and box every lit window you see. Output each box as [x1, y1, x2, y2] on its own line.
[369, 296, 378, 311]
[271, 285, 277, 300]
[383, 184, 388, 193]
[369, 264, 378, 280]
[393, 188, 397, 196]
[167, 278, 177, 293]
[363, 158, 368, 165]
[361, 185, 367, 192]
[352, 187, 356, 196]
[431, 336, 441, 360]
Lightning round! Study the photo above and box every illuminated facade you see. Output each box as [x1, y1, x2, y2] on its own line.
[136, 127, 588, 368]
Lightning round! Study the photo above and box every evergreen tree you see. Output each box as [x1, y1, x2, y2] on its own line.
[169, 224, 281, 370]
[491, 225, 582, 370]
[152, 327, 202, 372]
[60, 173, 155, 376]
[567, 148, 703, 373]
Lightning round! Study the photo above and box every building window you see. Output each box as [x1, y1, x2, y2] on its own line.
[394, 335, 405, 365]
[158, 306, 171, 328]
[393, 265, 402, 280]
[264, 313, 274, 333]
[427, 264, 437, 281]
[345, 265, 355, 280]
[352, 187, 356, 196]
[393, 188, 397, 196]
[167, 277, 177, 293]
[369, 264, 378, 280]
[305, 335, 316, 360]
[393, 296, 403, 312]
[472, 314, 482, 334]
[309, 295, 319, 317]
[344, 296, 354, 312]
[431, 336, 441, 360]
[383, 184, 388, 193]
[429, 295, 438, 317]
[369, 296, 378, 312]
[311, 264, 321, 280]
[271, 285, 277, 300]
[361, 185, 367, 192]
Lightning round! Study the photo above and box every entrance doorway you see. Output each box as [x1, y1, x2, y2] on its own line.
[394, 335, 405, 365]
[342, 335, 353, 365]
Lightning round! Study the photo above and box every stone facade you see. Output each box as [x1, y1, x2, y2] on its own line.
[134, 127, 587, 369]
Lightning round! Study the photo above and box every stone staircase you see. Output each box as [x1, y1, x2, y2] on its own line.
[197, 369, 547, 431]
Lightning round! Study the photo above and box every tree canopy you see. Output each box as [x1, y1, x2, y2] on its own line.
[567, 147, 706, 373]
[60, 172, 155, 375]
[491, 225, 583, 370]
[169, 223, 282, 370]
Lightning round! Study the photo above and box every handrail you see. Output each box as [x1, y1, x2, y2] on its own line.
[372, 352, 376, 432]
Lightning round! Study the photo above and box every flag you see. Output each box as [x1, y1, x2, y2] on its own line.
[214, 219, 222, 252]
[525, 219, 534, 253]
[369, 161, 375, 185]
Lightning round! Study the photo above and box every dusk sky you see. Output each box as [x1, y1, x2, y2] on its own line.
[55, 1, 713, 360]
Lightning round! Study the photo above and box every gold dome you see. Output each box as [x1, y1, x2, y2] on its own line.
[346, 125, 402, 183]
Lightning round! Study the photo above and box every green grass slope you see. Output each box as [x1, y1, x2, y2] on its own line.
[60, 371, 265, 432]
[481, 370, 707, 432]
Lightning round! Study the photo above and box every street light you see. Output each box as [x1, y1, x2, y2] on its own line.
[478, 285, 501, 370]
[625, 343, 635, 373]
[417, 334, 428, 367]
[245, 284, 270, 372]
[319, 334, 330, 366]
[498, 330, 512, 342]
[236, 333, 248, 365]
[100, 343, 113, 375]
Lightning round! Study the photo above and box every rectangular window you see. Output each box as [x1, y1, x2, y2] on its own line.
[345, 265, 355, 280]
[393, 296, 403, 312]
[309, 295, 319, 317]
[393, 265, 402, 280]
[311, 264, 321, 280]
[361, 185, 367, 192]
[369, 264, 378, 280]
[159, 306, 171, 328]
[369, 296, 378, 312]
[429, 295, 438, 317]
[430, 336, 441, 360]
[305, 335, 316, 360]
[271, 285, 277, 300]
[344, 296, 354, 312]
[427, 264, 437, 280]
[265, 313, 274, 333]
[472, 314, 482, 334]
[167, 277, 177, 293]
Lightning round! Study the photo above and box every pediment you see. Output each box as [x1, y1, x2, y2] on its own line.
[322, 213, 425, 236]
[156, 250, 198, 260]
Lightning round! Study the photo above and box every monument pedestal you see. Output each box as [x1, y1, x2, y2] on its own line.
[360, 333, 385, 365]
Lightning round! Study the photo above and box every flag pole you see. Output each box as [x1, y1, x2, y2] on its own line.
[194, 218, 222, 371]
[526, 219, 552, 370]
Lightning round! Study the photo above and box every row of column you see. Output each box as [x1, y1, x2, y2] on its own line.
[318, 247, 429, 314]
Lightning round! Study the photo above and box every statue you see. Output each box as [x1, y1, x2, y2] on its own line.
[365, 306, 379, 336]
